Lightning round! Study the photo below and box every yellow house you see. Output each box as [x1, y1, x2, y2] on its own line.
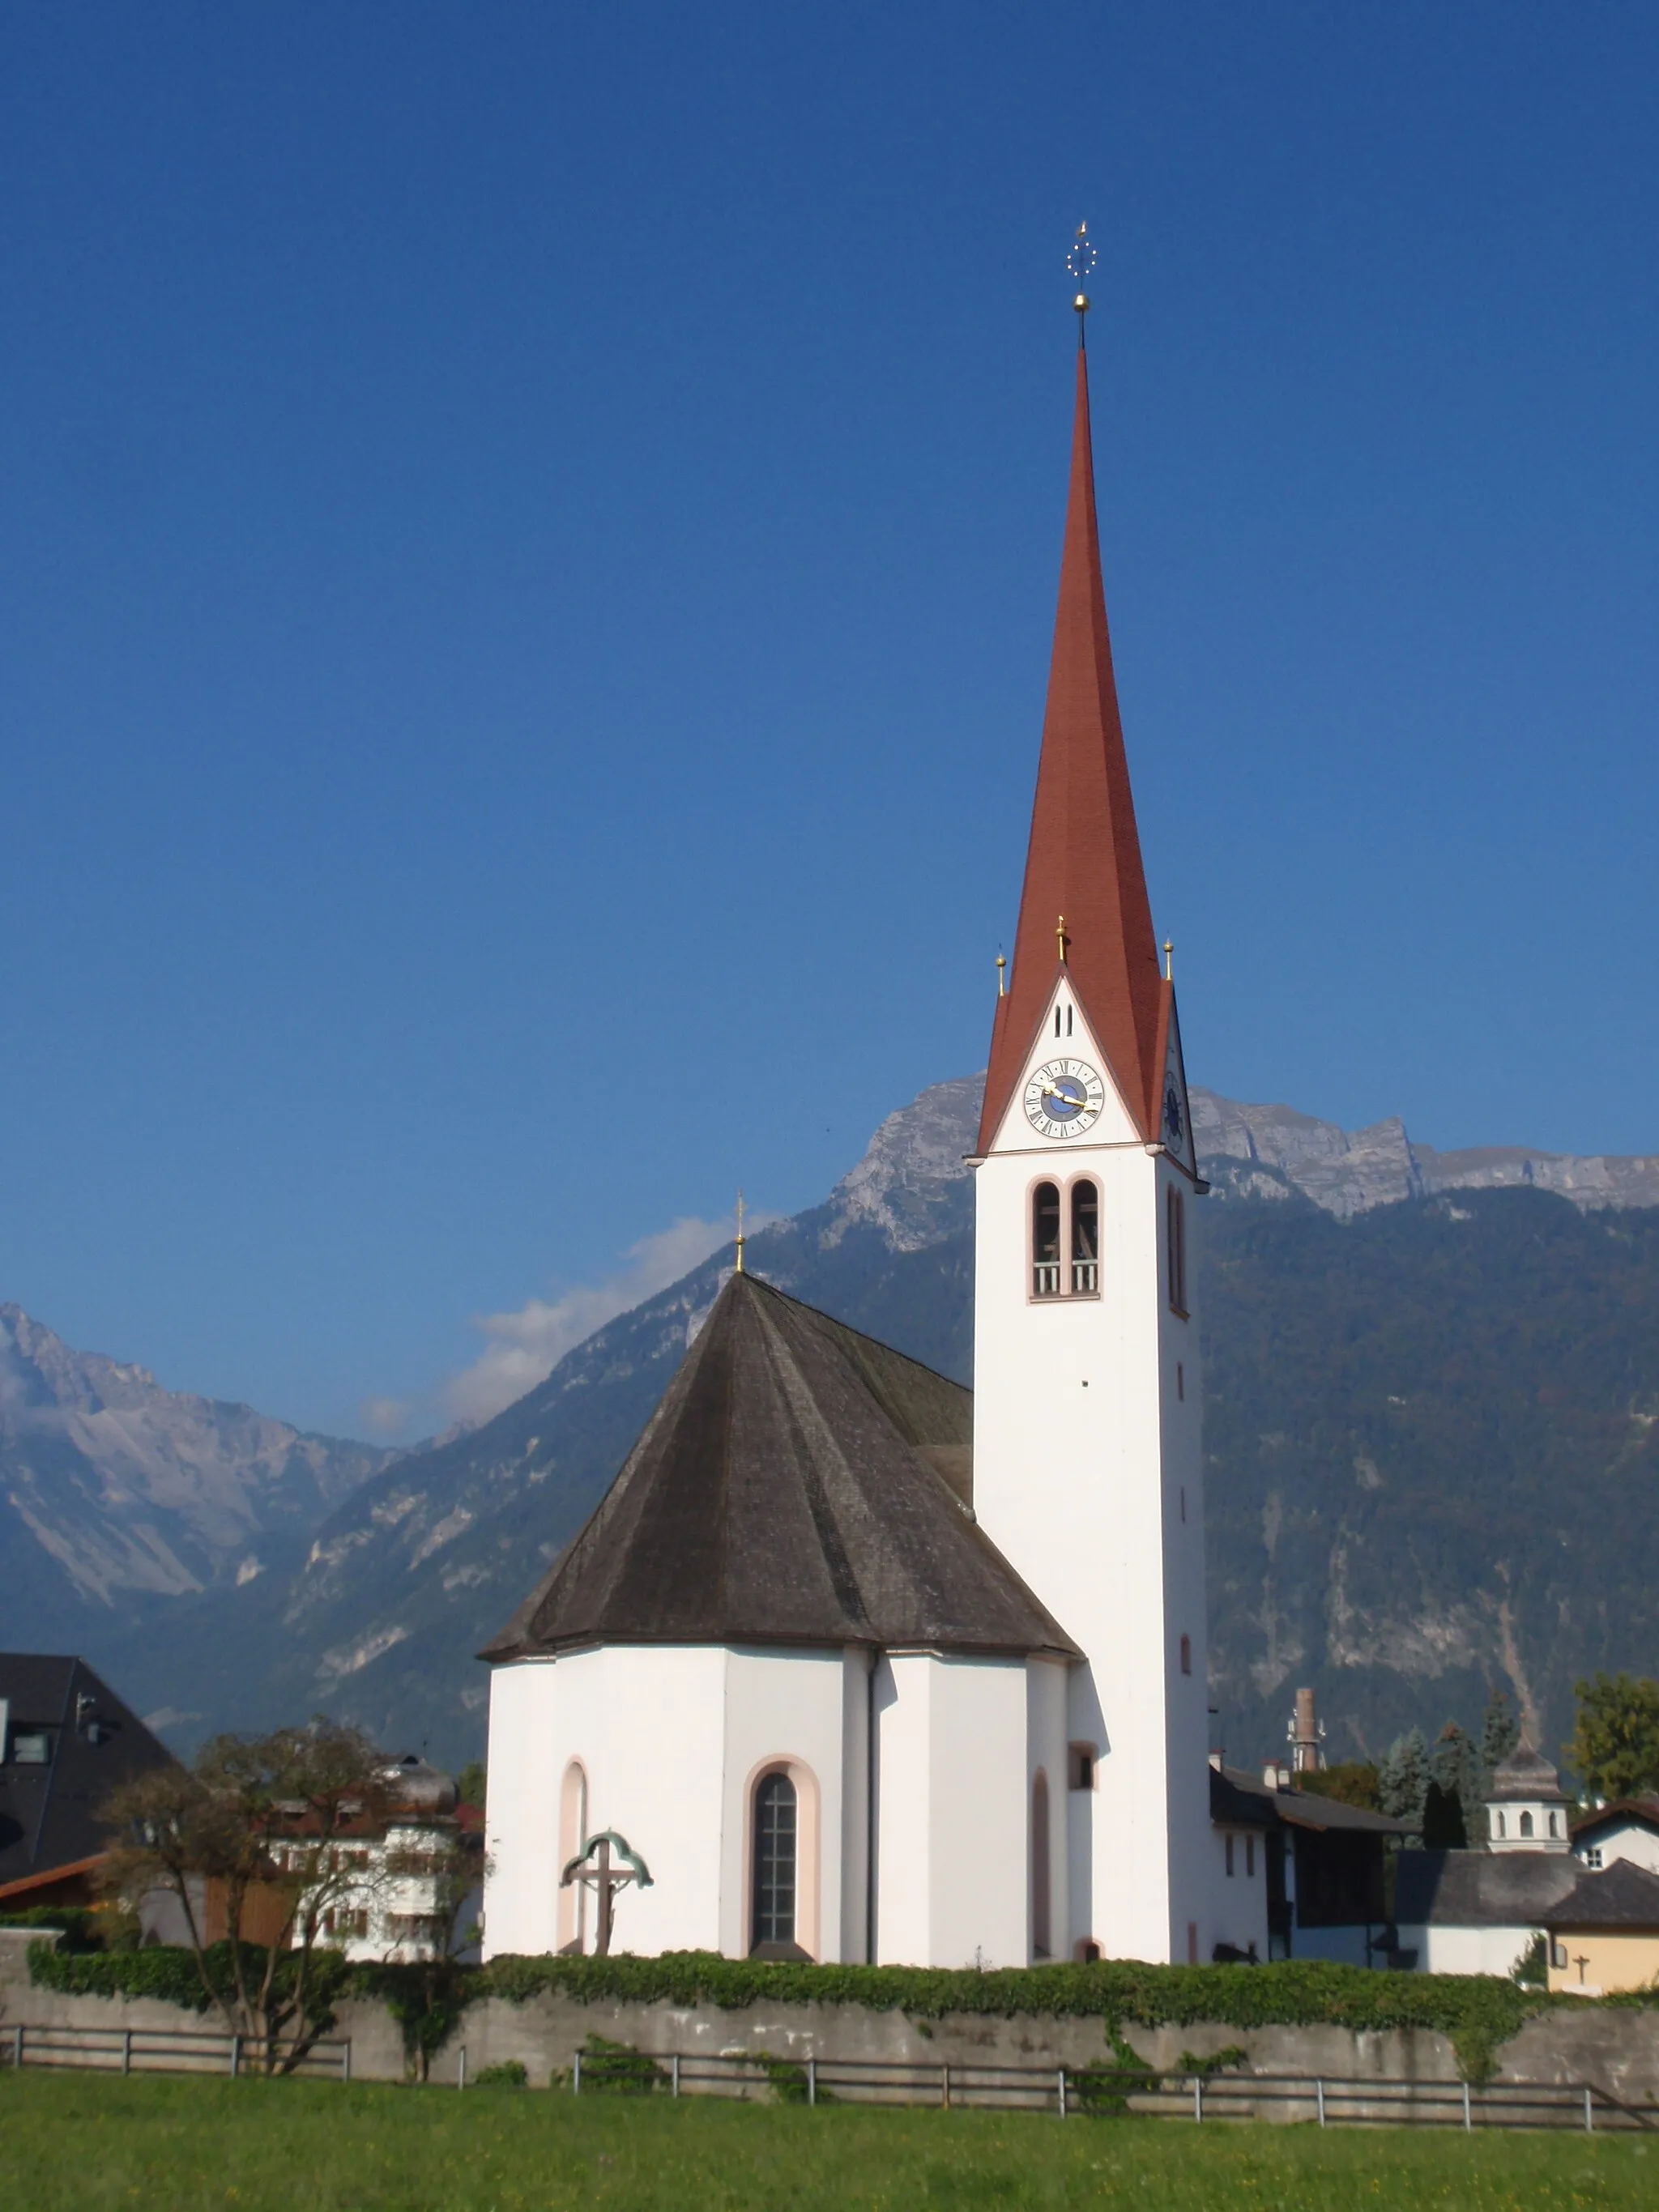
[1543, 1859, 1659, 1996]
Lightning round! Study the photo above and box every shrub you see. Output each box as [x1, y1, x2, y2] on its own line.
[473, 2060, 528, 2088]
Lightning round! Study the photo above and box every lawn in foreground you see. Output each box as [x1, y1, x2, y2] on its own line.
[0, 2070, 1651, 2211]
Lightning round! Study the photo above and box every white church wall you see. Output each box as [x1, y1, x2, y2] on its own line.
[973, 991, 1212, 1967]
[1027, 1656, 1069, 1958]
[716, 1646, 851, 1962]
[482, 1657, 561, 1959]
[873, 1652, 1029, 1968]
[1391, 1922, 1538, 1978]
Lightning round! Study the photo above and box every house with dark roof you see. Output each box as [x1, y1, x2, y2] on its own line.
[1542, 1859, 1659, 1995]
[480, 311, 1222, 1971]
[1571, 1797, 1659, 1877]
[1209, 1762, 1413, 1967]
[0, 1655, 178, 1909]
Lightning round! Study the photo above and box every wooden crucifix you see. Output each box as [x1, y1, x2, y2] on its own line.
[560, 1829, 654, 1957]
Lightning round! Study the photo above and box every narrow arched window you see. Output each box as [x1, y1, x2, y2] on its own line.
[1032, 1183, 1060, 1298]
[752, 1771, 797, 1951]
[1032, 1771, 1051, 1958]
[1071, 1180, 1099, 1294]
[1179, 1634, 1192, 1676]
[1496, 1812, 1507, 1838]
[557, 1761, 589, 1954]
[1549, 1810, 1559, 1838]
[1166, 1188, 1188, 1316]
[1520, 1810, 1534, 1839]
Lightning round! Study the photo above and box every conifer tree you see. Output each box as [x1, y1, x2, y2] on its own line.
[1377, 1728, 1429, 1835]
[1479, 1687, 1521, 1796]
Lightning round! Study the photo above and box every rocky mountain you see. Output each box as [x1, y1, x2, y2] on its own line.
[0, 1304, 393, 1655]
[15, 1078, 1659, 1771]
[1193, 1092, 1659, 1220]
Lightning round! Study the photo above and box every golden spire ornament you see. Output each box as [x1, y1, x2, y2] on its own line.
[1163, 940, 1175, 981]
[1056, 914, 1068, 964]
[735, 1190, 746, 1274]
[996, 953, 1007, 998]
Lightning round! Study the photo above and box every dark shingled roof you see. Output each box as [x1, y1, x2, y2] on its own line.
[1542, 1858, 1659, 1932]
[1, 1655, 179, 1897]
[1394, 1848, 1581, 1929]
[1488, 1741, 1571, 1804]
[480, 1272, 1079, 1664]
[1209, 1763, 1414, 1838]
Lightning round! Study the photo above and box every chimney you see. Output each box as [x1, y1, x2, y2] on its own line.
[1288, 1687, 1325, 1775]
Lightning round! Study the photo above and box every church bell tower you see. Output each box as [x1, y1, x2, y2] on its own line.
[969, 310, 1211, 1966]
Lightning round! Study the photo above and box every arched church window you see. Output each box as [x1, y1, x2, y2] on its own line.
[1520, 1810, 1534, 1839]
[751, 1771, 797, 1953]
[557, 1761, 588, 1954]
[1032, 1183, 1060, 1298]
[1166, 1188, 1188, 1317]
[1032, 1771, 1051, 1958]
[1071, 1181, 1099, 1294]
[1549, 1810, 1559, 1838]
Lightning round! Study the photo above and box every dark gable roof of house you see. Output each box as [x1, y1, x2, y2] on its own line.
[0, 1655, 180, 1898]
[1209, 1763, 1414, 1838]
[480, 1271, 1079, 1665]
[1542, 1858, 1659, 1933]
[1572, 1797, 1659, 1843]
[1394, 1848, 1581, 1929]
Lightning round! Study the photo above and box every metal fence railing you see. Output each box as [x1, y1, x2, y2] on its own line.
[2, 2021, 351, 2081]
[564, 2049, 1659, 2133]
[7, 2022, 1657, 2133]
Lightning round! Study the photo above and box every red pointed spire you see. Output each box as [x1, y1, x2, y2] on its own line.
[977, 340, 1165, 1151]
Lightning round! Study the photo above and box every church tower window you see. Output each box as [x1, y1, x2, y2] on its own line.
[1520, 1810, 1533, 1839]
[1166, 1188, 1188, 1317]
[1179, 1634, 1192, 1676]
[1031, 1770, 1051, 1958]
[751, 1771, 798, 1952]
[1070, 1180, 1099, 1294]
[1032, 1183, 1061, 1297]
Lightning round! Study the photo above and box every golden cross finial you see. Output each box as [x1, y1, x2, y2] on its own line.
[996, 953, 1007, 999]
[1056, 914, 1068, 965]
[1067, 222, 1096, 330]
[735, 1190, 746, 1274]
[1163, 939, 1174, 981]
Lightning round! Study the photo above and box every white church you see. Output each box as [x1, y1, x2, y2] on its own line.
[480, 320, 1234, 1969]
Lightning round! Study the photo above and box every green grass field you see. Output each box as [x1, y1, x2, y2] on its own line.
[0, 2070, 1651, 2210]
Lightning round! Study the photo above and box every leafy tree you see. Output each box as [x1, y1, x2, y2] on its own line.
[1295, 1762, 1379, 1811]
[456, 1760, 487, 1811]
[1376, 1729, 1428, 1834]
[1564, 1673, 1659, 1802]
[369, 1823, 488, 2080]
[100, 1718, 394, 2073]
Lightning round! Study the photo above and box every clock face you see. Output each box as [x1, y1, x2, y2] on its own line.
[1024, 1059, 1107, 1139]
[1162, 1079, 1185, 1146]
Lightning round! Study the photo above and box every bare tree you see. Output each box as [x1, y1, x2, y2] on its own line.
[101, 1718, 394, 2073]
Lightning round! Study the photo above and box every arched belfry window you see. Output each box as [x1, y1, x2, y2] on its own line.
[1032, 1183, 1061, 1298]
[1520, 1810, 1534, 1839]
[1071, 1180, 1099, 1294]
[751, 1771, 798, 1953]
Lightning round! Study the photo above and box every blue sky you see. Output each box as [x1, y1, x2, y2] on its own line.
[3, 4, 1656, 1438]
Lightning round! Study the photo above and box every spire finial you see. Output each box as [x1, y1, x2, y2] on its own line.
[996, 953, 1007, 998]
[1067, 222, 1096, 338]
[1163, 940, 1174, 981]
[735, 1190, 746, 1274]
[1056, 914, 1068, 965]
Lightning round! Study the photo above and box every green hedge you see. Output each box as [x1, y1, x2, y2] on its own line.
[32, 1941, 1601, 2085]
[27, 1939, 351, 2023]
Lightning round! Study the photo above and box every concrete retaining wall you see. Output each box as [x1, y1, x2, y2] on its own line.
[6, 1933, 1658, 2108]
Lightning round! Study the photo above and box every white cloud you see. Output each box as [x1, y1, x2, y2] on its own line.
[360, 1395, 411, 1438]
[442, 1213, 762, 1429]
